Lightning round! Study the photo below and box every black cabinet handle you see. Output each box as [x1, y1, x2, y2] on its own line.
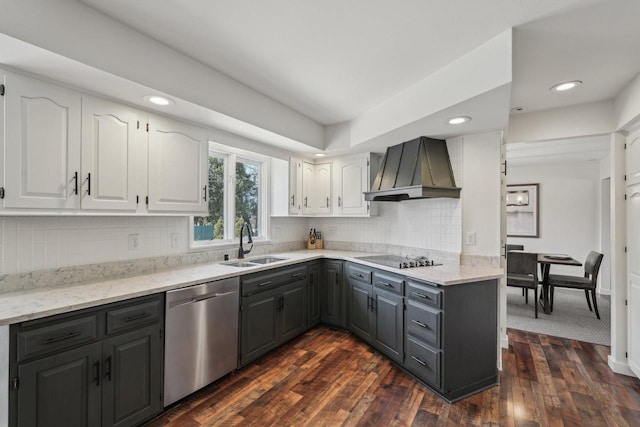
[411, 356, 427, 366]
[326, 197, 329, 208]
[203, 185, 207, 201]
[258, 281, 272, 287]
[379, 282, 393, 288]
[291, 272, 303, 278]
[125, 312, 151, 322]
[411, 319, 428, 328]
[44, 331, 81, 345]
[86, 173, 91, 196]
[338, 196, 341, 207]
[304, 196, 308, 207]
[412, 292, 432, 300]
[93, 361, 101, 386]
[105, 356, 112, 381]
[73, 172, 78, 195]
[291, 195, 295, 206]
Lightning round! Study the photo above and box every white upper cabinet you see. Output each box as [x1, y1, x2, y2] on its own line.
[3, 72, 81, 209]
[302, 161, 331, 215]
[333, 155, 370, 216]
[147, 116, 208, 214]
[81, 96, 144, 211]
[289, 157, 303, 215]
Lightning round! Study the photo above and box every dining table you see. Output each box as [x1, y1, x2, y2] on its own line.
[537, 253, 582, 314]
[509, 251, 582, 315]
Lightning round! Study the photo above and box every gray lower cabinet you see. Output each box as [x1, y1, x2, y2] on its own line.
[404, 278, 498, 402]
[239, 264, 309, 367]
[307, 262, 322, 327]
[347, 264, 404, 364]
[9, 294, 164, 427]
[321, 260, 344, 327]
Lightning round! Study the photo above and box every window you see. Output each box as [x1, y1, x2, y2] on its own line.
[191, 142, 269, 248]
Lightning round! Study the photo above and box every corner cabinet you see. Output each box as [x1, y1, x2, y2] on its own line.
[321, 260, 345, 327]
[147, 117, 208, 214]
[0, 69, 208, 215]
[282, 153, 379, 217]
[9, 294, 164, 427]
[302, 161, 332, 215]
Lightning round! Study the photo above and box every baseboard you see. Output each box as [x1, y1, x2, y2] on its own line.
[608, 355, 636, 377]
[598, 288, 611, 296]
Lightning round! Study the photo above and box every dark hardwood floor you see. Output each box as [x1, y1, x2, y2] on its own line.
[147, 326, 640, 426]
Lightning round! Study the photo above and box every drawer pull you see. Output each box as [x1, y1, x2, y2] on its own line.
[411, 356, 427, 366]
[379, 282, 393, 288]
[258, 281, 272, 287]
[43, 331, 81, 345]
[125, 312, 151, 323]
[412, 292, 432, 300]
[411, 319, 428, 328]
[291, 272, 303, 278]
[355, 273, 364, 278]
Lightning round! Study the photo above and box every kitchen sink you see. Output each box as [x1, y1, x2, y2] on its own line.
[249, 256, 288, 264]
[222, 256, 288, 267]
[222, 261, 259, 268]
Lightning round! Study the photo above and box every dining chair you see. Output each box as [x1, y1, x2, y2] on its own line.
[548, 251, 604, 319]
[507, 251, 539, 318]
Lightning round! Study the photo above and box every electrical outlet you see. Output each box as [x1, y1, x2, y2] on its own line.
[465, 231, 476, 246]
[128, 234, 140, 251]
[328, 227, 337, 236]
[170, 233, 179, 248]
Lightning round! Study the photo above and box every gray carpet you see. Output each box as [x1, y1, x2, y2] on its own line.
[506, 286, 611, 345]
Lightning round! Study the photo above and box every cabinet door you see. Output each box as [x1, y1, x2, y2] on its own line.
[321, 261, 343, 326]
[16, 342, 102, 427]
[289, 158, 303, 215]
[280, 281, 307, 343]
[101, 326, 162, 427]
[302, 161, 332, 215]
[373, 288, 404, 364]
[240, 288, 280, 366]
[81, 97, 144, 211]
[308, 263, 322, 326]
[349, 280, 373, 342]
[4, 72, 81, 209]
[147, 116, 208, 213]
[334, 156, 369, 215]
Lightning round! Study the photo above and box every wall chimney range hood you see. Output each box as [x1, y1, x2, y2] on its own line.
[364, 137, 461, 201]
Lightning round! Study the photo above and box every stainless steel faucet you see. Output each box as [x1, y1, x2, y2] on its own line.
[238, 221, 254, 259]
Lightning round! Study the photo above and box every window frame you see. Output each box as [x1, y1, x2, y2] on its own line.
[189, 141, 270, 250]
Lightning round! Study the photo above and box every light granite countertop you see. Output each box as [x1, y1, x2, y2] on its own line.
[0, 250, 503, 326]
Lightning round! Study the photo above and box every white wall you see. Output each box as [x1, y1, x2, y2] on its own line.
[615, 71, 640, 130]
[507, 161, 601, 277]
[461, 132, 502, 257]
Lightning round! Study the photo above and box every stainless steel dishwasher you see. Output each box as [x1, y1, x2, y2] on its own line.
[164, 277, 239, 406]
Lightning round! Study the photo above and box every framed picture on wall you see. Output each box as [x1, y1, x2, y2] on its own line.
[506, 183, 539, 237]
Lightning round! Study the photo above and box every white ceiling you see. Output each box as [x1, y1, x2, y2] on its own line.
[79, 0, 590, 125]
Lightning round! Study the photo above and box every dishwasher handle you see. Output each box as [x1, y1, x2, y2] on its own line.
[168, 290, 237, 309]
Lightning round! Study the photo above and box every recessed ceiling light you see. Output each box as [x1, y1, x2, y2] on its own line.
[550, 80, 582, 92]
[143, 95, 174, 106]
[314, 153, 327, 157]
[447, 116, 471, 125]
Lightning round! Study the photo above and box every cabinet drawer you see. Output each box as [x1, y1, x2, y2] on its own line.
[106, 299, 162, 335]
[406, 300, 441, 348]
[406, 280, 442, 309]
[17, 316, 98, 361]
[347, 264, 372, 284]
[373, 271, 404, 295]
[406, 336, 441, 388]
[242, 264, 307, 296]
